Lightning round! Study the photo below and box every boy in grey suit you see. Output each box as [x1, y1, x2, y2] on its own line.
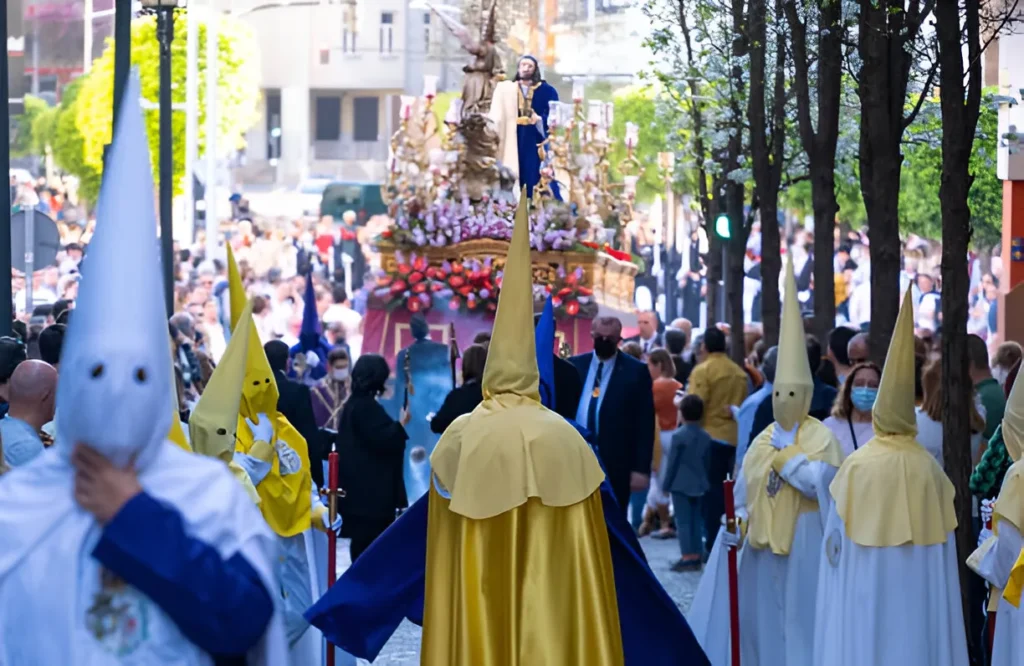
[663, 394, 711, 571]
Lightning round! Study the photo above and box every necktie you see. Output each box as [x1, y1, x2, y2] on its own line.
[587, 361, 604, 436]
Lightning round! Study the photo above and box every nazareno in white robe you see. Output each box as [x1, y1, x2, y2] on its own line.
[973, 521, 1024, 666]
[813, 503, 969, 666]
[687, 449, 836, 666]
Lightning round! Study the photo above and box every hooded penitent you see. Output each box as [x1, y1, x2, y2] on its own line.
[743, 255, 841, 556]
[0, 71, 288, 665]
[421, 193, 620, 665]
[993, 361, 1024, 551]
[288, 271, 331, 384]
[226, 244, 312, 538]
[830, 288, 957, 547]
[190, 298, 261, 504]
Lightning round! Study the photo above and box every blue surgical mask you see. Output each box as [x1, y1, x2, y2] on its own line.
[850, 387, 878, 413]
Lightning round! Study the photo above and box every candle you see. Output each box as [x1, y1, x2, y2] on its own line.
[400, 95, 417, 121]
[588, 100, 603, 126]
[624, 175, 639, 196]
[595, 127, 608, 143]
[604, 102, 615, 128]
[625, 121, 639, 148]
[658, 151, 676, 171]
[572, 79, 586, 103]
[548, 102, 562, 128]
[445, 98, 464, 125]
[423, 74, 439, 99]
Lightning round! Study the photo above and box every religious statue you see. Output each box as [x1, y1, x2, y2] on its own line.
[489, 55, 562, 200]
[427, 0, 502, 116]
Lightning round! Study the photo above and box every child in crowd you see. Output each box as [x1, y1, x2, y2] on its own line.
[663, 393, 711, 572]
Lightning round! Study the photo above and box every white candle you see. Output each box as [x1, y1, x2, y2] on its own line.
[572, 79, 586, 103]
[624, 175, 639, 196]
[595, 127, 608, 143]
[588, 100, 603, 126]
[423, 75, 439, 99]
[548, 102, 562, 128]
[400, 95, 417, 120]
[445, 98, 464, 125]
[604, 102, 615, 128]
[625, 121, 639, 148]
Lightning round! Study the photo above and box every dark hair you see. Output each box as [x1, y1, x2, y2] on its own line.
[0, 336, 27, 383]
[514, 55, 542, 84]
[704, 327, 726, 354]
[832, 361, 881, 420]
[665, 328, 687, 355]
[410, 314, 429, 341]
[805, 335, 823, 374]
[817, 358, 839, 389]
[52, 299, 72, 324]
[251, 294, 268, 315]
[32, 304, 53, 320]
[38, 324, 65, 365]
[648, 348, 676, 378]
[473, 331, 492, 345]
[332, 284, 347, 304]
[967, 333, 990, 371]
[680, 394, 704, 423]
[351, 354, 391, 396]
[462, 344, 488, 383]
[10, 321, 27, 344]
[828, 326, 856, 367]
[264, 339, 290, 374]
[327, 346, 350, 365]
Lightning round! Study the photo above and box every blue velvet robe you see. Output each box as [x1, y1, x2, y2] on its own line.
[518, 80, 562, 201]
[95, 492, 274, 664]
[304, 303, 709, 666]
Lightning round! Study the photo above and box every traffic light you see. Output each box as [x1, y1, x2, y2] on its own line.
[715, 213, 731, 240]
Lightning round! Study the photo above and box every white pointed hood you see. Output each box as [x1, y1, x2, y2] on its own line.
[54, 71, 172, 468]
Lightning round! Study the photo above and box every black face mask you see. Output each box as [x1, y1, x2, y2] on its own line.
[593, 336, 619, 360]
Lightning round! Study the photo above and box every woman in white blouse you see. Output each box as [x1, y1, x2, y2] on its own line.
[822, 361, 881, 459]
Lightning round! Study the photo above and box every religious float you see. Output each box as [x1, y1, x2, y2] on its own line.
[362, 1, 647, 363]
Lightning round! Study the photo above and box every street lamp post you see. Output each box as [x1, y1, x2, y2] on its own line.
[1, 2, 12, 336]
[141, 0, 183, 317]
[657, 152, 676, 323]
[714, 211, 731, 325]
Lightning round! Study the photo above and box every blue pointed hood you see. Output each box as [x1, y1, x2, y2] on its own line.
[535, 295, 556, 410]
[300, 271, 321, 348]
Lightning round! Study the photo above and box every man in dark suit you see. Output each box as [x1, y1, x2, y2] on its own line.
[570, 316, 656, 513]
[533, 313, 583, 420]
[264, 340, 322, 480]
[625, 310, 663, 358]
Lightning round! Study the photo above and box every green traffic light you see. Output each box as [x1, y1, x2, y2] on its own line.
[715, 214, 731, 239]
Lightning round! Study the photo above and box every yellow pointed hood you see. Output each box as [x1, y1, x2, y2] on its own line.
[481, 193, 540, 402]
[429, 190, 604, 519]
[772, 255, 813, 430]
[1003, 369, 1024, 463]
[872, 288, 918, 437]
[191, 299, 253, 460]
[226, 245, 279, 415]
[167, 347, 191, 451]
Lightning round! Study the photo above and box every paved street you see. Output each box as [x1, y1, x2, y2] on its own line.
[341, 534, 701, 665]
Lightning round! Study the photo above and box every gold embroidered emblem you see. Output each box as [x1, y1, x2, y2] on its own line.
[766, 469, 784, 498]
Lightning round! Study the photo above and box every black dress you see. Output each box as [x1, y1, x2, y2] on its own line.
[430, 380, 484, 434]
[335, 391, 409, 562]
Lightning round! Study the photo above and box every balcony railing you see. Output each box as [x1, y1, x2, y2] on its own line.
[313, 135, 389, 161]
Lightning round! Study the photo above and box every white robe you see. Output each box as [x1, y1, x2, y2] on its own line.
[688, 452, 835, 666]
[814, 504, 969, 666]
[973, 522, 1024, 666]
[0, 443, 288, 665]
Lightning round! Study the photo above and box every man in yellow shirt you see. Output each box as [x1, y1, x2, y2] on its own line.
[686, 326, 748, 551]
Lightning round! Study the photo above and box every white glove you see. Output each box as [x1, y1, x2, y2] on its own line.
[321, 510, 343, 536]
[770, 425, 796, 451]
[233, 451, 272, 487]
[245, 413, 274, 443]
[978, 527, 994, 549]
[721, 527, 742, 548]
[981, 499, 994, 526]
[305, 350, 321, 369]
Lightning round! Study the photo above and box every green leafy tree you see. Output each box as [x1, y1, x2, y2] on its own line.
[73, 11, 260, 198]
[900, 91, 1001, 250]
[10, 96, 51, 158]
[51, 78, 103, 204]
[608, 85, 669, 204]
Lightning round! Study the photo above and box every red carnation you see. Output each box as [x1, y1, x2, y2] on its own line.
[557, 287, 572, 298]
[406, 297, 422, 313]
[408, 271, 424, 285]
[390, 280, 407, 296]
[448, 275, 466, 288]
[448, 297, 461, 311]
[397, 263, 412, 276]
[565, 300, 580, 316]
[412, 282, 428, 294]
[412, 255, 428, 271]
[425, 266, 438, 279]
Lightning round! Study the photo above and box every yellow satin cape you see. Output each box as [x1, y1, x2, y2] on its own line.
[235, 412, 312, 537]
[744, 418, 842, 555]
[830, 433, 957, 547]
[421, 484, 624, 665]
[995, 461, 1024, 534]
[1004, 547, 1024, 607]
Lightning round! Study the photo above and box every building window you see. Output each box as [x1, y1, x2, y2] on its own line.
[380, 12, 394, 54]
[315, 96, 342, 142]
[266, 90, 282, 161]
[423, 13, 431, 53]
[353, 96, 380, 142]
[342, 27, 357, 54]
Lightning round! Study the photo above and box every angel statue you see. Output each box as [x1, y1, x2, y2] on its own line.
[418, 0, 502, 116]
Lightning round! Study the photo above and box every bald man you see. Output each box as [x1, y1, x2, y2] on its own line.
[0, 360, 58, 470]
[847, 332, 870, 367]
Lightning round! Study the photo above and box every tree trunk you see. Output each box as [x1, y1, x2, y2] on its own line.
[936, 0, 982, 659]
[727, 182, 747, 365]
[856, 0, 929, 364]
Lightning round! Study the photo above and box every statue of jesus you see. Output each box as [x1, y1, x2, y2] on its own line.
[489, 55, 562, 200]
